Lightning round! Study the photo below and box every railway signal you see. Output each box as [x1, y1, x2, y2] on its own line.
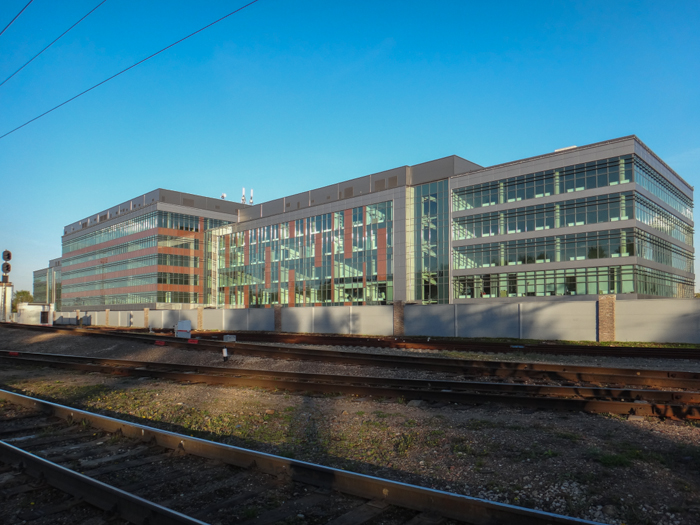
[1, 250, 10, 262]
[1, 262, 10, 274]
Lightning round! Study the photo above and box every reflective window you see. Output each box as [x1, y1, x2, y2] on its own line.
[452, 265, 692, 299]
[453, 228, 693, 272]
[217, 201, 393, 307]
[452, 156, 633, 211]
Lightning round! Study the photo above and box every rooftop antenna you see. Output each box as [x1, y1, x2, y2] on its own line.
[241, 187, 246, 204]
[249, 188, 254, 205]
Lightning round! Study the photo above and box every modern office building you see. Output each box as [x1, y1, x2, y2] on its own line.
[207, 136, 694, 308]
[32, 257, 62, 309]
[58, 189, 246, 311]
[40, 135, 694, 312]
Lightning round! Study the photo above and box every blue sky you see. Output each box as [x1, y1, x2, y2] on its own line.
[1, 0, 699, 292]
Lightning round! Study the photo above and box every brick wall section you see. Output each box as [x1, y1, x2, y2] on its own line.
[393, 301, 405, 336]
[105, 309, 110, 327]
[197, 307, 203, 331]
[144, 308, 149, 329]
[597, 295, 616, 342]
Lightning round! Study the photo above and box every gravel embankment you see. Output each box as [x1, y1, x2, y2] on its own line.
[1, 326, 699, 525]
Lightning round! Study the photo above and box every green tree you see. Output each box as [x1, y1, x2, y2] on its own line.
[12, 290, 33, 312]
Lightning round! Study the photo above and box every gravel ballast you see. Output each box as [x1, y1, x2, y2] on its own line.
[1, 326, 699, 525]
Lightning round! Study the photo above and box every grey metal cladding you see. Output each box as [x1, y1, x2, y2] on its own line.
[451, 137, 637, 188]
[369, 166, 409, 191]
[263, 197, 285, 216]
[239, 204, 263, 221]
[338, 175, 371, 201]
[285, 191, 310, 212]
[179, 192, 207, 209]
[309, 184, 340, 206]
[143, 189, 160, 205]
[632, 139, 693, 196]
[409, 155, 479, 186]
[157, 189, 178, 205]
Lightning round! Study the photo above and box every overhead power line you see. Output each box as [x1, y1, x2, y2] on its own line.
[0, 0, 34, 38]
[1, 0, 108, 88]
[0, 0, 260, 140]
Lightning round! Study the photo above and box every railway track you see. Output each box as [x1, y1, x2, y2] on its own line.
[0, 389, 602, 525]
[3, 323, 700, 390]
[2, 350, 699, 419]
[4, 322, 700, 360]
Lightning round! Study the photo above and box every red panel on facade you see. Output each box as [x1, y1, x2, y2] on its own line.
[244, 285, 249, 308]
[314, 234, 322, 267]
[377, 227, 386, 281]
[344, 210, 353, 259]
[265, 246, 271, 288]
[289, 269, 295, 307]
[224, 236, 230, 268]
[289, 221, 295, 238]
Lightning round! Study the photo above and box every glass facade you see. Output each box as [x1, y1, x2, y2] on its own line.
[454, 192, 635, 240]
[414, 181, 450, 304]
[32, 266, 61, 309]
[453, 228, 693, 273]
[634, 157, 693, 219]
[453, 265, 693, 299]
[33, 271, 47, 303]
[61, 211, 228, 309]
[214, 201, 393, 307]
[452, 154, 692, 221]
[453, 155, 634, 211]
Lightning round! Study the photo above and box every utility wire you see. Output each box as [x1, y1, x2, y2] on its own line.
[1, 0, 108, 88]
[0, 0, 34, 38]
[0, 0, 260, 140]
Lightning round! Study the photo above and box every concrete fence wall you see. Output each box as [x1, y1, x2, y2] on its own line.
[51, 298, 700, 344]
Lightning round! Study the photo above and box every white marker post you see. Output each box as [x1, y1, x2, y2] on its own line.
[222, 347, 229, 362]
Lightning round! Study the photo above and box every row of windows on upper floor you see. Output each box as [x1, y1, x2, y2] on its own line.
[61, 254, 200, 282]
[452, 155, 692, 220]
[225, 202, 393, 247]
[453, 192, 694, 246]
[453, 228, 694, 273]
[62, 211, 228, 254]
[453, 265, 694, 300]
[61, 291, 198, 308]
[220, 279, 393, 308]
[62, 235, 200, 268]
[63, 271, 199, 294]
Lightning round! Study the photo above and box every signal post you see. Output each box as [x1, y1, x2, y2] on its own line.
[1, 250, 13, 322]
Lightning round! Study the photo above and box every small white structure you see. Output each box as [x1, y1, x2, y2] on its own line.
[176, 319, 192, 338]
[16, 303, 54, 326]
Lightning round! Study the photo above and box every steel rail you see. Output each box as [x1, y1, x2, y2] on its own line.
[57, 323, 700, 359]
[3, 324, 700, 389]
[0, 441, 207, 525]
[2, 352, 699, 419]
[2, 350, 700, 404]
[0, 388, 602, 525]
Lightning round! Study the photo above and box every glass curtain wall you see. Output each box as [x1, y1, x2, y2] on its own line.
[453, 228, 694, 273]
[452, 154, 693, 222]
[453, 265, 693, 299]
[218, 201, 393, 307]
[414, 180, 449, 304]
[61, 211, 228, 308]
